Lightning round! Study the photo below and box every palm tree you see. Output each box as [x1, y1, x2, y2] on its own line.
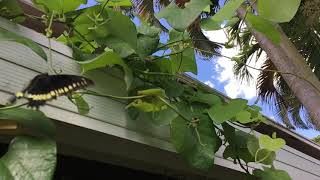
[228, 0, 320, 129]
[131, 0, 320, 129]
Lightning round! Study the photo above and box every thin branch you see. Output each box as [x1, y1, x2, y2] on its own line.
[81, 90, 147, 100]
[237, 157, 251, 174]
[0, 103, 28, 110]
[158, 96, 190, 122]
[73, 28, 96, 49]
[151, 51, 184, 61]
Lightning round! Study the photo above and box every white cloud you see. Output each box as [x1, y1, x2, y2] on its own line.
[204, 81, 215, 88]
[203, 30, 266, 100]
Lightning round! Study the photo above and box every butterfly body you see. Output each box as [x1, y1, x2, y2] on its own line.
[10, 73, 94, 108]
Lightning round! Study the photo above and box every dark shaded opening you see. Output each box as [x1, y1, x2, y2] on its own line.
[54, 154, 180, 180]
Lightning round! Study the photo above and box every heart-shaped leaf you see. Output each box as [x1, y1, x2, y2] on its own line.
[201, 0, 244, 30]
[258, 0, 301, 23]
[0, 136, 56, 180]
[171, 115, 221, 170]
[208, 99, 247, 124]
[259, 135, 286, 152]
[156, 0, 211, 31]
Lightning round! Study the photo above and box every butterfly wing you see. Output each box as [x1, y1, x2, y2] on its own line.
[11, 74, 94, 108]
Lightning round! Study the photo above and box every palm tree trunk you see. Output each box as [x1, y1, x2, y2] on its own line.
[237, 8, 320, 129]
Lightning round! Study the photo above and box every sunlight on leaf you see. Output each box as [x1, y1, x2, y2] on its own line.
[259, 135, 286, 152]
[0, 136, 56, 180]
[258, 0, 301, 23]
[201, 0, 244, 30]
[156, 0, 211, 31]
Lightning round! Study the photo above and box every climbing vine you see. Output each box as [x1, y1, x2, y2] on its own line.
[0, 0, 301, 179]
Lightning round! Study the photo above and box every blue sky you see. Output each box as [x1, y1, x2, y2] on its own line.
[84, 0, 320, 139]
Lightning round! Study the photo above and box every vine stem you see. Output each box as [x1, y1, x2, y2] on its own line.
[0, 103, 28, 110]
[99, 0, 110, 16]
[157, 96, 190, 122]
[254, 148, 271, 163]
[73, 28, 96, 49]
[151, 51, 184, 61]
[237, 157, 251, 174]
[81, 90, 147, 100]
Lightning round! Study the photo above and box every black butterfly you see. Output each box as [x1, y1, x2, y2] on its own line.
[9, 73, 94, 108]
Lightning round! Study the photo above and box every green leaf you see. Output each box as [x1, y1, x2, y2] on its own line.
[127, 99, 165, 112]
[137, 22, 161, 37]
[234, 131, 255, 163]
[0, 0, 25, 22]
[156, 0, 211, 31]
[137, 88, 166, 97]
[235, 110, 253, 123]
[0, 161, 14, 180]
[259, 135, 286, 152]
[171, 115, 220, 170]
[222, 128, 256, 163]
[201, 0, 244, 30]
[0, 28, 47, 61]
[190, 92, 221, 106]
[95, 0, 132, 7]
[79, 51, 133, 89]
[106, 9, 137, 50]
[246, 13, 281, 44]
[171, 48, 197, 74]
[103, 37, 135, 58]
[32, 0, 86, 13]
[208, 98, 247, 124]
[136, 35, 159, 59]
[247, 135, 259, 156]
[258, 0, 301, 23]
[256, 149, 276, 165]
[162, 80, 185, 98]
[0, 136, 56, 180]
[168, 29, 189, 43]
[0, 108, 55, 136]
[223, 145, 236, 159]
[71, 93, 90, 115]
[151, 108, 178, 126]
[253, 167, 292, 180]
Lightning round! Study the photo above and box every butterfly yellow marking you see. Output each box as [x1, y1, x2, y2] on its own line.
[46, 94, 52, 100]
[68, 85, 73, 90]
[73, 83, 77, 88]
[64, 87, 69, 92]
[39, 94, 45, 100]
[77, 82, 81, 87]
[50, 91, 56, 96]
[15, 92, 24, 98]
[27, 94, 33, 99]
[32, 95, 39, 101]
[59, 89, 64, 94]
